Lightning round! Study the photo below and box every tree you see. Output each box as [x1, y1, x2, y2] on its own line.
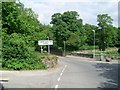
[84, 24, 98, 46]
[2, 2, 25, 34]
[97, 14, 114, 51]
[50, 11, 85, 51]
[116, 27, 120, 47]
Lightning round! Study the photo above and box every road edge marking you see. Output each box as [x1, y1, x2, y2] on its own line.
[60, 72, 63, 76]
[58, 77, 61, 81]
[55, 84, 58, 88]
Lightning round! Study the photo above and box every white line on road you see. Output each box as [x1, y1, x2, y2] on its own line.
[55, 85, 58, 88]
[58, 77, 61, 81]
[62, 69, 64, 73]
[60, 72, 63, 76]
[62, 65, 67, 73]
[55, 65, 67, 89]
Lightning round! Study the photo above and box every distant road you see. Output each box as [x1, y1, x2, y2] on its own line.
[1, 56, 119, 88]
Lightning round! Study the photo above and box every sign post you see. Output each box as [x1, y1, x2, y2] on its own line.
[38, 40, 53, 54]
[41, 46, 43, 53]
[47, 37, 50, 54]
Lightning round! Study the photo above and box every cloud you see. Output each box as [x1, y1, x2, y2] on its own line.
[20, 0, 118, 27]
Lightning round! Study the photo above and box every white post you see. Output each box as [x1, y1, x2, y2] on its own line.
[48, 37, 50, 54]
[92, 30, 95, 58]
[41, 46, 43, 53]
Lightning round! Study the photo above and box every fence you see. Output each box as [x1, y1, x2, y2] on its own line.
[51, 49, 63, 56]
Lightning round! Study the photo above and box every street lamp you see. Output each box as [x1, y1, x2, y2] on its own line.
[92, 30, 95, 58]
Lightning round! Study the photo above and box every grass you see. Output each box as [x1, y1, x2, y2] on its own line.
[87, 50, 120, 60]
[88, 50, 118, 54]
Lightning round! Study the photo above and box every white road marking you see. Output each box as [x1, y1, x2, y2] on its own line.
[62, 65, 67, 73]
[58, 77, 61, 81]
[55, 85, 58, 88]
[60, 72, 63, 76]
[62, 69, 64, 73]
[55, 65, 67, 88]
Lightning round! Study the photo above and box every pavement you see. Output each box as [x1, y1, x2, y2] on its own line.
[0, 56, 119, 88]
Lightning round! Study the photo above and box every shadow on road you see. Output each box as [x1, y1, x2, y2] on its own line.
[0, 83, 5, 90]
[93, 62, 119, 88]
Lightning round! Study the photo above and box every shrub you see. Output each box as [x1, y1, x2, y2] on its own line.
[105, 50, 118, 54]
[2, 33, 47, 70]
[2, 58, 47, 70]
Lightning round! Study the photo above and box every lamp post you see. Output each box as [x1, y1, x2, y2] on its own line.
[92, 30, 95, 58]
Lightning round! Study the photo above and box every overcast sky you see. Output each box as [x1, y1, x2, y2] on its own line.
[20, 0, 119, 27]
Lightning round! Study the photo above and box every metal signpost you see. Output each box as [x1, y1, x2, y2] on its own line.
[38, 40, 53, 54]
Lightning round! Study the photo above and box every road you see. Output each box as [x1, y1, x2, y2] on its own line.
[1, 56, 119, 88]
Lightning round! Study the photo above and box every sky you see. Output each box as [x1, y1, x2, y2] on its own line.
[20, 0, 119, 27]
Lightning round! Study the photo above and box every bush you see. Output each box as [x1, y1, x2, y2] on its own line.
[2, 33, 47, 70]
[105, 50, 118, 54]
[2, 58, 46, 70]
[2, 33, 33, 60]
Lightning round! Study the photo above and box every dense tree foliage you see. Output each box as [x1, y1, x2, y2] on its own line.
[51, 12, 119, 51]
[84, 24, 98, 45]
[2, 2, 51, 70]
[97, 14, 118, 51]
[50, 11, 86, 51]
[117, 27, 120, 47]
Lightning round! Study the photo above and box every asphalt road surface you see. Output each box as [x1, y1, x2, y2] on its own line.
[1, 56, 119, 88]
